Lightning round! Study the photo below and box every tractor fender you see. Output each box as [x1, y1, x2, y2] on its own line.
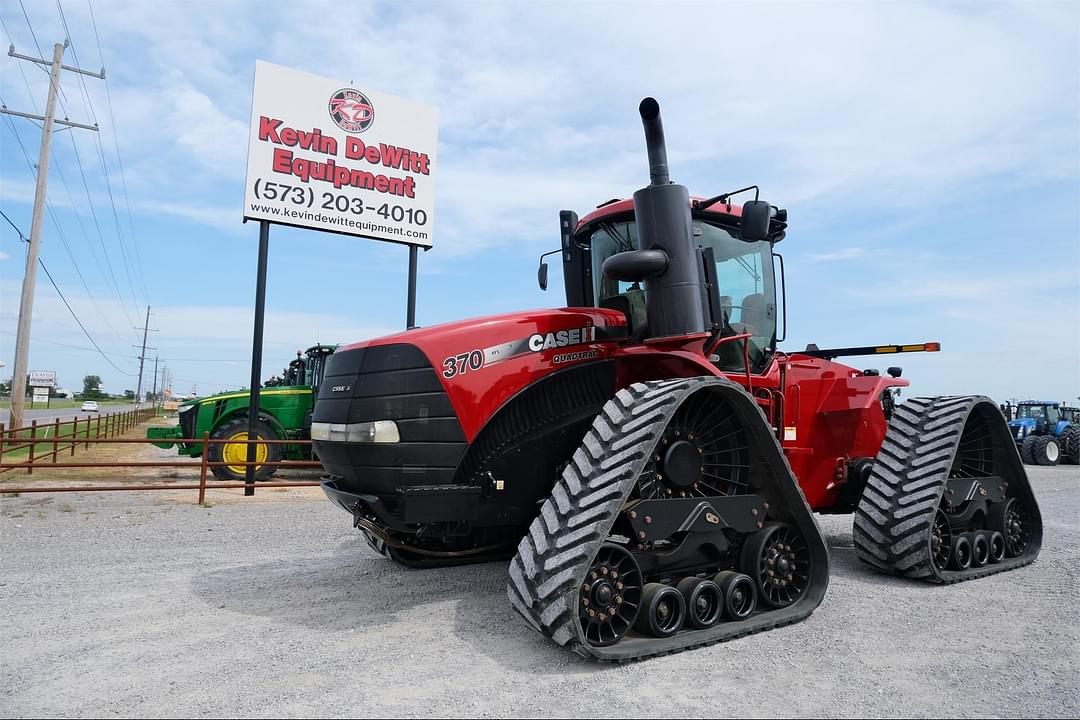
[1054, 420, 1072, 436]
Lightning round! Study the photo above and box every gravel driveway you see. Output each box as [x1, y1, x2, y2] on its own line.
[1, 466, 1077, 718]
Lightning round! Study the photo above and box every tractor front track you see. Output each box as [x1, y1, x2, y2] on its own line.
[853, 396, 1042, 583]
[506, 377, 829, 662]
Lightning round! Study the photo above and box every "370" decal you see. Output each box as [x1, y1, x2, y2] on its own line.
[442, 350, 484, 379]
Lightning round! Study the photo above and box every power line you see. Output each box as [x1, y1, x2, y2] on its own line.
[17, 0, 44, 61]
[38, 256, 134, 375]
[6, 8, 143, 324]
[1, 106, 127, 345]
[0, 331, 138, 360]
[57, 0, 147, 307]
[3, 210, 133, 376]
[0, 208, 28, 240]
[86, 0, 146, 300]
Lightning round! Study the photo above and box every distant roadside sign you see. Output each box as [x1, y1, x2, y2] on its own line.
[29, 370, 56, 388]
[31, 387, 49, 405]
[243, 60, 439, 248]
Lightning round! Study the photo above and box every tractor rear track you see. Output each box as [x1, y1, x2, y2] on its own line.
[853, 395, 1042, 584]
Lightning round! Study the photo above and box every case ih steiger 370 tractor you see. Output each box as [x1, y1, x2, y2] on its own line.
[311, 99, 1042, 661]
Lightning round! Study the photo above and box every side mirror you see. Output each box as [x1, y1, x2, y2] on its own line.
[537, 262, 549, 291]
[740, 200, 772, 241]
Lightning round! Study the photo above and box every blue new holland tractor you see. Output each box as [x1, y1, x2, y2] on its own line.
[1007, 401, 1079, 466]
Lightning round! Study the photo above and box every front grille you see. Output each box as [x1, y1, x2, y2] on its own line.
[311, 343, 467, 496]
[179, 407, 197, 441]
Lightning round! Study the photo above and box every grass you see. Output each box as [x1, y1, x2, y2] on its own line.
[1, 409, 160, 467]
[0, 398, 134, 410]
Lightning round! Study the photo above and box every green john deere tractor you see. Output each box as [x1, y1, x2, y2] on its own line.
[148, 344, 336, 480]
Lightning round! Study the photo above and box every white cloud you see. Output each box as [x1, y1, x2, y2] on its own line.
[4, 1, 1071, 255]
[0, 250, 9, 261]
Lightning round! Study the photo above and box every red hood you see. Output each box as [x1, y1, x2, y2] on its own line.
[340, 307, 627, 439]
[341, 307, 627, 353]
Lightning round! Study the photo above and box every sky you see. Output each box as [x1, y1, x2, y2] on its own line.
[0, 0, 1077, 403]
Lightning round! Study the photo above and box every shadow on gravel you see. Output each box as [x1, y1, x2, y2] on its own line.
[190, 537, 602, 675]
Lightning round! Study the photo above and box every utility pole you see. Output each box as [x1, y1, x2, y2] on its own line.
[151, 355, 159, 409]
[132, 306, 157, 409]
[2, 42, 104, 431]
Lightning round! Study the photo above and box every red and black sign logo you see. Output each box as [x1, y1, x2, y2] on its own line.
[328, 88, 375, 134]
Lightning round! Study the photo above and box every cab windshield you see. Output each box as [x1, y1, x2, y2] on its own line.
[588, 218, 777, 371]
[1017, 405, 1059, 422]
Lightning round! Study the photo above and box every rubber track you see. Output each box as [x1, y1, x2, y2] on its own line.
[853, 395, 1042, 584]
[506, 376, 827, 662]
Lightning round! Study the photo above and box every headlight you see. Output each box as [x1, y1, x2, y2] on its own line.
[311, 420, 400, 443]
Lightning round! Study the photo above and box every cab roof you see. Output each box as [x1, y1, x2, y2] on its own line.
[577, 196, 744, 228]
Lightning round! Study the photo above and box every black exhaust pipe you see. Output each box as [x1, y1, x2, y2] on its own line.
[629, 98, 705, 339]
[639, 97, 670, 186]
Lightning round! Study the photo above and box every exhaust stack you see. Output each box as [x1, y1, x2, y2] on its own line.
[640, 97, 670, 186]
[626, 97, 706, 339]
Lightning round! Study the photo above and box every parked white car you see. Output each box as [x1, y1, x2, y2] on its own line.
[80, 401, 99, 412]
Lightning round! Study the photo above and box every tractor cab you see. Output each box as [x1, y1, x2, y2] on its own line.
[543, 199, 786, 374]
[302, 344, 337, 392]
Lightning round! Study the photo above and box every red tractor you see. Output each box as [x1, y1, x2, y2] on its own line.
[311, 99, 1041, 661]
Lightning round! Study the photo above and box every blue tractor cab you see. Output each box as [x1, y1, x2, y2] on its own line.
[1007, 401, 1078, 466]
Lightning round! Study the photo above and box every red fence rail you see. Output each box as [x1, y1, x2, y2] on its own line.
[0, 421, 322, 504]
[0, 407, 157, 475]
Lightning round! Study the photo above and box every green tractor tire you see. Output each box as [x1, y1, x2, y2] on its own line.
[207, 417, 282, 482]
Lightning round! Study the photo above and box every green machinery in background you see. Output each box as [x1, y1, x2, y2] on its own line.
[147, 344, 337, 480]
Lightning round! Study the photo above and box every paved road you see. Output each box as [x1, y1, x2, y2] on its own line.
[0, 466, 1076, 718]
[0, 404, 137, 428]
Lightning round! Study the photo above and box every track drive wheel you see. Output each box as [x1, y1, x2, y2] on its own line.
[740, 522, 812, 608]
[208, 417, 281, 482]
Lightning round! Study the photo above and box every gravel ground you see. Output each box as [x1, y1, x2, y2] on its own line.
[1, 466, 1076, 718]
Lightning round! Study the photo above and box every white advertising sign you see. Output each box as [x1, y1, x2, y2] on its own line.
[32, 388, 49, 404]
[29, 370, 56, 388]
[243, 60, 438, 248]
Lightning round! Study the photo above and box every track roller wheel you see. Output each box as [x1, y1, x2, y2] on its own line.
[578, 544, 643, 647]
[949, 535, 972, 570]
[987, 531, 1006, 564]
[634, 583, 685, 638]
[676, 577, 723, 629]
[970, 532, 990, 567]
[740, 522, 811, 608]
[713, 571, 757, 620]
[988, 497, 1034, 558]
[930, 509, 952, 571]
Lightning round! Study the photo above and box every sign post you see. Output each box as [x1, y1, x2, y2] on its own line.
[29, 371, 56, 410]
[242, 60, 438, 490]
